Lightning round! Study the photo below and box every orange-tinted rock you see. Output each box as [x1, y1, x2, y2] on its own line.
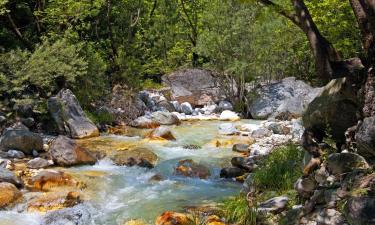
[146, 127, 176, 141]
[27, 191, 81, 212]
[27, 170, 76, 191]
[205, 215, 226, 225]
[175, 159, 211, 179]
[0, 182, 22, 208]
[155, 211, 189, 225]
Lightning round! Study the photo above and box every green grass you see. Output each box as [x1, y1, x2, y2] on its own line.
[220, 195, 257, 225]
[86, 110, 115, 125]
[253, 144, 304, 192]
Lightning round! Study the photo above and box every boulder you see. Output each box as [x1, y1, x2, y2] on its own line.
[249, 77, 322, 119]
[47, 89, 99, 139]
[41, 204, 93, 225]
[0, 168, 22, 187]
[162, 69, 226, 106]
[27, 170, 76, 191]
[219, 110, 240, 121]
[267, 122, 291, 135]
[6, 150, 25, 159]
[345, 197, 375, 225]
[151, 111, 180, 126]
[220, 167, 246, 178]
[50, 136, 97, 167]
[356, 116, 375, 160]
[180, 102, 193, 115]
[294, 177, 316, 198]
[251, 128, 272, 138]
[218, 100, 233, 112]
[0, 182, 22, 208]
[326, 153, 369, 175]
[232, 144, 250, 153]
[171, 101, 181, 112]
[175, 159, 211, 179]
[218, 123, 238, 135]
[111, 147, 158, 168]
[130, 115, 161, 129]
[147, 126, 176, 141]
[303, 78, 360, 144]
[155, 211, 189, 225]
[231, 157, 254, 171]
[21, 117, 35, 128]
[27, 157, 51, 169]
[0, 129, 43, 154]
[258, 196, 289, 214]
[156, 100, 175, 112]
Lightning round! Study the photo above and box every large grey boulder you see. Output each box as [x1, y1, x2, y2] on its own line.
[345, 197, 375, 225]
[249, 77, 322, 120]
[150, 111, 180, 126]
[356, 116, 375, 160]
[47, 89, 99, 139]
[162, 69, 226, 106]
[303, 78, 360, 144]
[49, 135, 97, 167]
[42, 204, 94, 225]
[180, 102, 193, 115]
[0, 129, 43, 155]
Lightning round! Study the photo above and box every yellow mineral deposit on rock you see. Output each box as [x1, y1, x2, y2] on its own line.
[0, 182, 22, 208]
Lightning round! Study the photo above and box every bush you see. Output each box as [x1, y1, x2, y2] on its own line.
[253, 144, 304, 192]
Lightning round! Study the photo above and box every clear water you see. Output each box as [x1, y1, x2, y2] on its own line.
[0, 120, 259, 225]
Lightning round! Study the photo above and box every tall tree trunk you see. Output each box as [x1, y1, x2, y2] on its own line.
[350, 0, 375, 117]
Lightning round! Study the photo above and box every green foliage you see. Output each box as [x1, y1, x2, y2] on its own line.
[220, 195, 257, 225]
[85, 110, 114, 125]
[253, 144, 304, 192]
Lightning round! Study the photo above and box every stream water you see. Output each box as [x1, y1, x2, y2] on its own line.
[0, 120, 260, 225]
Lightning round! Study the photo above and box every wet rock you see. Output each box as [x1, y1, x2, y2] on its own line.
[111, 147, 158, 168]
[181, 102, 193, 115]
[6, 150, 26, 159]
[220, 167, 246, 179]
[130, 116, 161, 129]
[124, 219, 147, 225]
[48, 89, 99, 139]
[345, 196, 375, 225]
[182, 144, 201, 150]
[0, 129, 43, 154]
[0, 167, 22, 187]
[148, 174, 164, 183]
[175, 159, 211, 179]
[232, 144, 250, 153]
[50, 135, 97, 167]
[27, 170, 76, 191]
[326, 153, 369, 175]
[258, 196, 289, 214]
[147, 126, 176, 141]
[231, 157, 254, 171]
[27, 157, 51, 169]
[41, 204, 93, 225]
[355, 116, 375, 160]
[204, 215, 225, 225]
[249, 77, 322, 119]
[155, 211, 189, 225]
[28, 191, 81, 212]
[219, 110, 240, 121]
[0, 182, 22, 208]
[218, 123, 238, 135]
[294, 177, 316, 198]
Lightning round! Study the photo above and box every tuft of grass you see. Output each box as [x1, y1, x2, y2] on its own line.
[86, 110, 115, 125]
[253, 144, 304, 192]
[220, 195, 257, 225]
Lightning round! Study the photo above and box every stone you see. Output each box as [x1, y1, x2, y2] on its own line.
[0, 159, 11, 168]
[251, 128, 272, 138]
[218, 123, 238, 135]
[249, 77, 322, 119]
[232, 144, 250, 153]
[355, 116, 375, 160]
[6, 150, 26, 159]
[217, 100, 233, 112]
[130, 116, 161, 129]
[326, 153, 369, 175]
[345, 197, 375, 225]
[50, 135, 97, 167]
[111, 147, 158, 168]
[231, 157, 254, 171]
[162, 68, 226, 106]
[0, 129, 43, 154]
[0, 182, 22, 208]
[21, 117, 35, 128]
[267, 122, 290, 135]
[27, 191, 81, 212]
[171, 101, 181, 112]
[156, 100, 175, 112]
[155, 211, 189, 225]
[47, 89, 99, 139]
[124, 219, 147, 225]
[294, 177, 316, 198]
[303, 78, 360, 144]
[0, 167, 22, 187]
[175, 159, 211, 179]
[220, 167, 246, 178]
[147, 126, 176, 141]
[242, 173, 256, 193]
[180, 102, 193, 115]
[205, 215, 225, 225]
[27, 157, 51, 169]
[239, 124, 260, 133]
[219, 110, 240, 121]
[27, 170, 76, 191]
[41, 204, 93, 225]
[151, 111, 180, 126]
[258, 196, 289, 213]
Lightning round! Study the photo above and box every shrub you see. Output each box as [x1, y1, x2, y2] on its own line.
[253, 144, 304, 192]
